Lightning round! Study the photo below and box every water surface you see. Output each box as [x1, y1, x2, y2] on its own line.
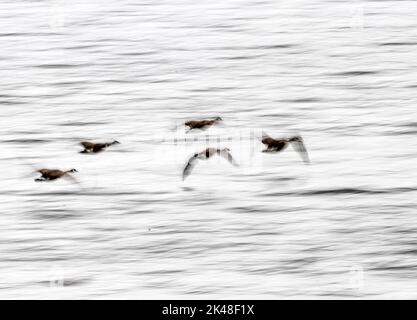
[0, 0, 417, 298]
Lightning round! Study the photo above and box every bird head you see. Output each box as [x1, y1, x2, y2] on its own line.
[68, 169, 78, 173]
[289, 136, 302, 142]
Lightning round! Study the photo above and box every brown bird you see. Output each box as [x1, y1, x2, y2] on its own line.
[80, 140, 120, 153]
[261, 132, 310, 164]
[182, 147, 238, 180]
[35, 168, 78, 182]
[184, 117, 223, 133]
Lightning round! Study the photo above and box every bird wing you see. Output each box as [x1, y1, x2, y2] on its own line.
[182, 154, 199, 180]
[93, 143, 106, 152]
[291, 139, 311, 164]
[47, 170, 66, 179]
[80, 141, 94, 149]
[218, 149, 239, 166]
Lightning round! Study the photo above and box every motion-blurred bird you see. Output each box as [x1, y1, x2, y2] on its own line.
[35, 168, 78, 182]
[79, 140, 120, 153]
[261, 132, 310, 164]
[184, 116, 223, 133]
[182, 147, 238, 180]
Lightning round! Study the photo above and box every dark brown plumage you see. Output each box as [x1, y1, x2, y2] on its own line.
[35, 168, 78, 182]
[261, 133, 310, 164]
[80, 140, 120, 153]
[184, 117, 222, 132]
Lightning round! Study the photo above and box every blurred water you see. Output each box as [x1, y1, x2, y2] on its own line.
[1, 0, 417, 299]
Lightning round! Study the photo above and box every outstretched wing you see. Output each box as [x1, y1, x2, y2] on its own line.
[218, 149, 239, 166]
[291, 139, 311, 164]
[182, 154, 199, 180]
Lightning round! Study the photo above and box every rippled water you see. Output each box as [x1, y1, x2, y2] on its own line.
[1, 0, 417, 299]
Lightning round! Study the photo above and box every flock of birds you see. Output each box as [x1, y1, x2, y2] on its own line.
[33, 116, 311, 183]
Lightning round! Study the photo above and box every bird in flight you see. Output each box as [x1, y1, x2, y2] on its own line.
[35, 168, 78, 182]
[182, 147, 238, 180]
[79, 140, 120, 153]
[184, 116, 223, 133]
[261, 132, 310, 164]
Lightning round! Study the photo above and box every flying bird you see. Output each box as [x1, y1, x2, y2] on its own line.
[261, 132, 310, 164]
[182, 147, 238, 180]
[184, 117, 223, 133]
[35, 168, 78, 182]
[79, 140, 120, 153]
